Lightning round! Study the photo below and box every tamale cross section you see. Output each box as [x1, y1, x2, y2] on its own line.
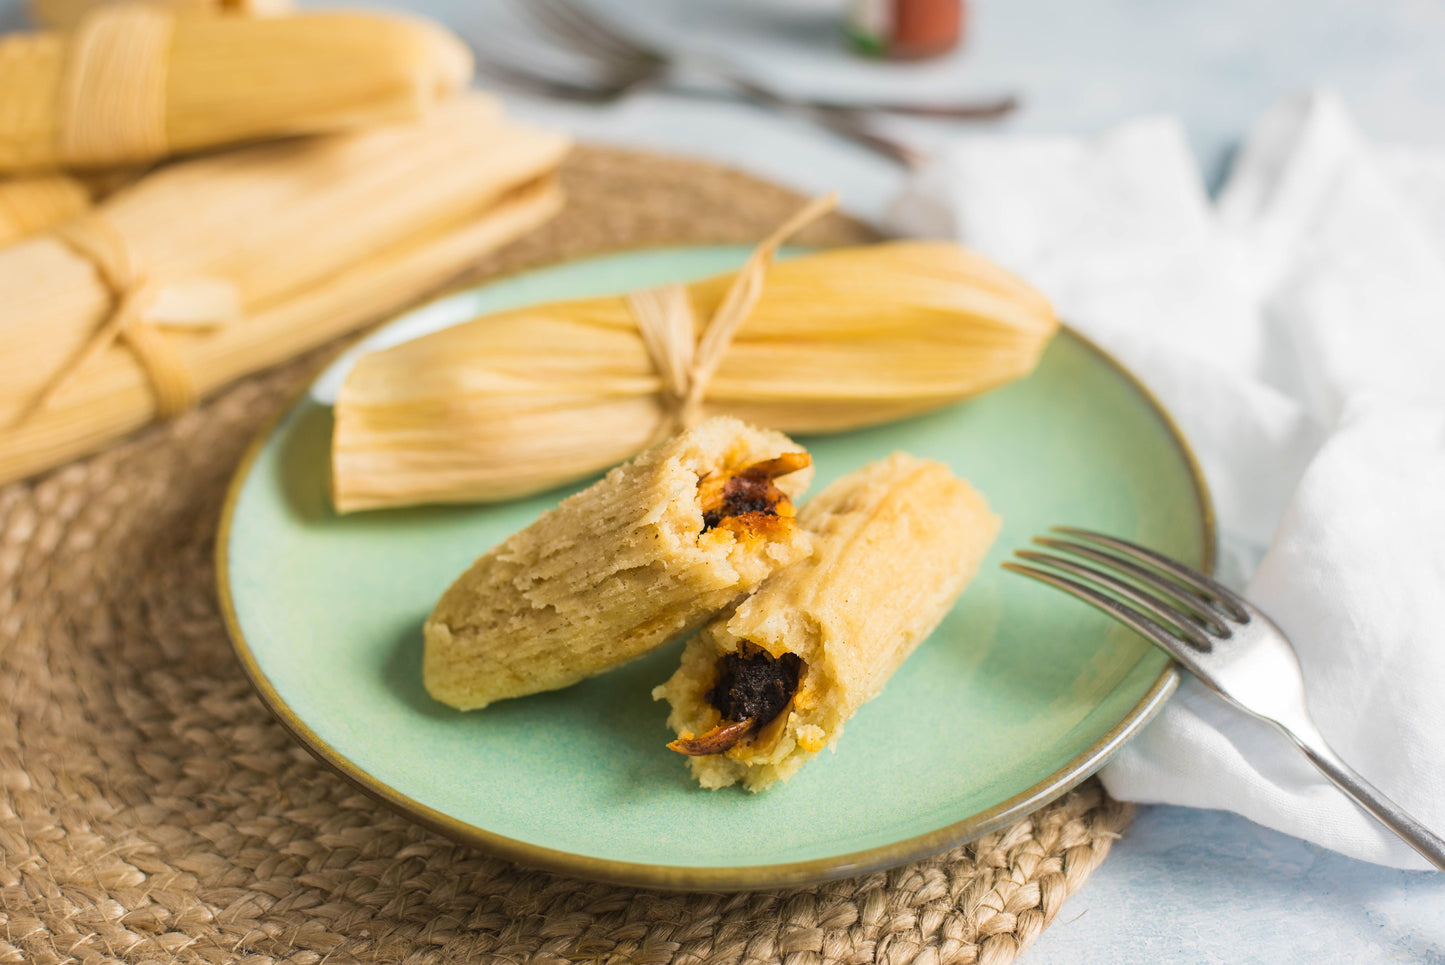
[655, 452, 1001, 791]
[422, 417, 815, 711]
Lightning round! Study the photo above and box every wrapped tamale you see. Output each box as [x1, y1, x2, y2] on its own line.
[0, 6, 471, 173]
[0, 174, 91, 246]
[333, 240, 1059, 512]
[32, 0, 289, 30]
[423, 417, 815, 711]
[0, 94, 568, 486]
[654, 453, 1000, 791]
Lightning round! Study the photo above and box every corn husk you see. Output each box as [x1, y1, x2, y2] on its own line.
[332, 241, 1059, 513]
[0, 165, 151, 245]
[31, 0, 289, 30]
[0, 94, 569, 486]
[0, 169, 146, 245]
[0, 7, 471, 173]
[0, 174, 92, 245]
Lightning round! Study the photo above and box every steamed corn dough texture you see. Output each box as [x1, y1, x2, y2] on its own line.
[656, 453, 1001, 791]
[424, 418, 815, 711]
[0, 10, 472, 172]
[330, 241, 1059, 512]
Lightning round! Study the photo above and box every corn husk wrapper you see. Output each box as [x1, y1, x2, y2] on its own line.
[31, 0, 289, 30]
[0, 7, 471, 173]
[332, 241, 1059, 513]
[0, 169, 146, 246]
[0, 94, 569, 486]
[0, 174, 92, 245]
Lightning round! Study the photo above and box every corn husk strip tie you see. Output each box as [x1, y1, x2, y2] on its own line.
[626, 192, 837, 444]
[57, 6, 174, 166]
[15, 214, 235, 426]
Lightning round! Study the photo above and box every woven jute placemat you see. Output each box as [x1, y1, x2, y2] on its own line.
[0, 147, 1132, 965]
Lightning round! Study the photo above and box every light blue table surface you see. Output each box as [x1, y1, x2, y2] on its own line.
[5, 0, 1439, 959]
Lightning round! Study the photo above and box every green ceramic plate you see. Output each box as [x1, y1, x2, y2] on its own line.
[218, 246, 1213, 891]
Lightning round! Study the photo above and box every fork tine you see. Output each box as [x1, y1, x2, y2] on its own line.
[1030, 538, 1234, 635]
[1002, 562, 1190, 658]
[1015, 550, 1213, 651]
[541, 0, 666, 64]
[521, 0, 635, 65]
[1050, 527, 1250, 622]
[526, 0, 659, 71]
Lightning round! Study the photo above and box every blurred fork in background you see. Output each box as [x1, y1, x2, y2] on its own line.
[472, 0, 1018, 168]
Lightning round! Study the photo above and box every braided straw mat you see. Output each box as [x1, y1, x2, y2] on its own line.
[0, 147, 1133, 965]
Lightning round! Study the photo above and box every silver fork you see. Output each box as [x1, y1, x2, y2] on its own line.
[1004, 526, 1445, 871]
[473, 0, 1015, 167]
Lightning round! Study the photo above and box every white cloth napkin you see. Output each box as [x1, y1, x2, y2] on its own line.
[888, 90, 1445, 869]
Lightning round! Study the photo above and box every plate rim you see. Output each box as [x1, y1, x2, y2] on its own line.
[216, 244, 1213, 892]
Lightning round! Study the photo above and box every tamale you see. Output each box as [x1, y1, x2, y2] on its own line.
[333, 240, 1059, 513]
[32, 0, 289, 30]
[654, 453, 1000, 791]
[0, 6, 471, 173]
[0, 95, 569, 486]
[424, 417, 814, 711]
[0, 174, 91, 246]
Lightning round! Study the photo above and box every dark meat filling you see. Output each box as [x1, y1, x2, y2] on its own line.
[708, 650, 803, 725]
[702, 471, 785, 531]
[697, 451, 810, 534]
[668, 649, 804, 757]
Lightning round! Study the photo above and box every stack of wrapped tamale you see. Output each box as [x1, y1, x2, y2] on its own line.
[0, 1, 570, 485]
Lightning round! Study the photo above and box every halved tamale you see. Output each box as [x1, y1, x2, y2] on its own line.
[654, 452, 1000, 791]
[423, 417, 815, 711]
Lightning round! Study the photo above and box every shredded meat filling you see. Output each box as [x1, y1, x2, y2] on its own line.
[666, 718, 755, 757]
[708, 650, 802, 724]
[667, 649, 804, 757]
[697, 451, 811, 534]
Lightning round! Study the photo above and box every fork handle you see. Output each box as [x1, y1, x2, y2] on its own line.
[688, 67, 927, 168]
[1287, 730, 1445, 871]
[732, 78, 925, 167]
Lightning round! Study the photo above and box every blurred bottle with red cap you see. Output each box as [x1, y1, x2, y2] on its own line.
[846, 0, 965, 60]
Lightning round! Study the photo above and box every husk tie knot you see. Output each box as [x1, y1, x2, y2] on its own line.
[15, 213, 239, 427]
[626, 193, 837, 446]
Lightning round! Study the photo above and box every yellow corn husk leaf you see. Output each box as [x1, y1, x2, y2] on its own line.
[31, 0, 289, 30]
[0, 168, 145, 246]
[0, 174, 92, 245]
[0, 7, 471, 173]
[332, 242, 1059, 513]
[0, 94, 569, 486]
